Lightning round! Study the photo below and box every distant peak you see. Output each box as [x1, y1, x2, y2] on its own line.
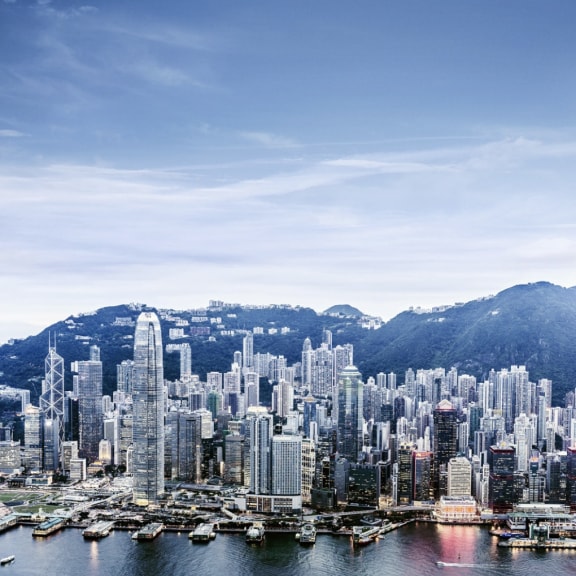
[323, 304, 364, 317]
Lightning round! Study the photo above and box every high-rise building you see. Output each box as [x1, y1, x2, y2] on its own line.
[117, 360, 135, 394]
[272, 380, 294, 417]
[246, 407, 273, 494]
[336, 365, 363, 463]
[61, 440, 79, 474]
[180, 343, 192, 380]
[447, 456, 472, 496]
[244, 372, 260, 409]
[224, 433, 245, 485]
[301, 437, 315, 504]
[567, 447, 576, 511]
[302, 397, 317, 439]
[347, 462, 381, 507]
[242, 332, 254, 371]
[413, 450, 433, 502]
[333, 344, 353, 386]
[546, 451, 567, 504]
[206, 371, 223, 392]
[432, 399, 458, 498]
[488, 443, 516, 513]
[24, 404, 43, 472]
[271, 435, 302, 495]
[301, 337, 313, 388]
[40, 343, 65, 471]
[173, 411, 202, 482]
[397, 442, 414, 504]
[103, 417, 119, 466]
[132, 311, 165, 506]
[76, 345, 103, 464]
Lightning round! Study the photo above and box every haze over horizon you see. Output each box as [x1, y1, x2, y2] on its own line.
[2, 1, 576, 344]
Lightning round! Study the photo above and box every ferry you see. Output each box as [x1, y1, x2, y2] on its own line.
[32, 517, 66, 537]
[132, 523, 163, 541]
[246, 522, 265, 543]
[190, 523, 217, 542]
[0, 515, 18, 534]
[82, 521, 115, 539]
[0, 555, 14, 565]
[352, 525, 381, 546]
[296, 523, 316, 545]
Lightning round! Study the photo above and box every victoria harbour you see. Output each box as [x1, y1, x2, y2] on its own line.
[0, 523, 573, 576]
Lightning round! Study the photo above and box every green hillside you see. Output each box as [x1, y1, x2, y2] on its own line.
[1, 282, 575, 405]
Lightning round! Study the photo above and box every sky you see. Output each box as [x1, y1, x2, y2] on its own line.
[1, 0, 576, 344]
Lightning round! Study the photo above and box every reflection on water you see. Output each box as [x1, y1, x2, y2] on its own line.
[0, 522, 574, 576]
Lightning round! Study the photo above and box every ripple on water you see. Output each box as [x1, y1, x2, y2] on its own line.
[0, 523, 574, 576]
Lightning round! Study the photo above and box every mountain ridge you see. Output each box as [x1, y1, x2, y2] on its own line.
[1, 281, 575, 405]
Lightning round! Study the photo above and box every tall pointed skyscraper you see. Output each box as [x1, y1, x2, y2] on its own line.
[132, 311, 165, 505]
[40, 341, 64, 471]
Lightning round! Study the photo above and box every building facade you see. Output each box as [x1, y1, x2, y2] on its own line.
[132, 311, 165, 506]
[336, 365, 364, 462]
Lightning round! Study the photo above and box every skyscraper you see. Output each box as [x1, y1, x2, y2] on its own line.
[488, 443, 516, 513]
[24, 404, 43, 472]
[246, 407, 273, 494]
[132, 311, 165, 506]
[76, 345, 103, 463]
[117, 359, 135, 394]
[433, 399, 458, 498]
[242, 331, 254, 371]
[336, 365, 363, 462]
[271, 435, 302, 495]
[301, 337, 313, 387]
[40, 343, 65, 471]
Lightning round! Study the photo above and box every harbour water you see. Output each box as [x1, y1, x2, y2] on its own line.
[0, 522, 574, 575]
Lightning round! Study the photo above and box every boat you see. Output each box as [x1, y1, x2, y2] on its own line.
[352, 525, 381, 546]
[82, 520, 115, 539]
[296, 523, 316, 545]
[132, 522, 163, 541]
[32, 517, 66, 537]
[0, 556, 14, 565]
[246, 522, 265, 543]
[190, 523, 217, 542]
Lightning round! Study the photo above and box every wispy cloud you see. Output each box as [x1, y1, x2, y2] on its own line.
[104, 23, 212, 51]
[0, 129, 23, 137]
[239, 131, 298, 148]
[1, 135, 576, 343]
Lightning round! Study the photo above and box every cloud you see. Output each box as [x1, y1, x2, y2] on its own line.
[34, 1, 98, 19]
[239, 131, 298, 148]
[104, 23, 211, 51]
[127, 60, 193, 87]
[0, 129, 24, 137]
[2, 136, 576, 340]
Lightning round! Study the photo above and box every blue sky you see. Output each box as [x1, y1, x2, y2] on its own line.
[1, 0, 576, 343]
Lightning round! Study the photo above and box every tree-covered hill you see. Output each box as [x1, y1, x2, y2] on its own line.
[354, 282, 576, 404]
[1, 282, 575, 405]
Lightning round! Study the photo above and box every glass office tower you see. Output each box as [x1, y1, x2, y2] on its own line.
[132, 311, 164, 506]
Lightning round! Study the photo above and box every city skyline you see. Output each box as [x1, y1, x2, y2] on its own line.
[2, 1, 576, 345]
[4, 299, 576, 515]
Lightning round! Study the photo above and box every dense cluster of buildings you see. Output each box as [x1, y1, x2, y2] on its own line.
[4, 311, 576, 519]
